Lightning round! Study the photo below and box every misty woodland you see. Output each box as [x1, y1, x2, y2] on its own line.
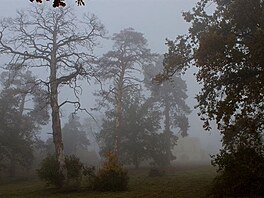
[0, 0, 263, 197]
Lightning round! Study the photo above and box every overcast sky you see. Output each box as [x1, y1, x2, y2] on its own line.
[0, 0, 221, 153]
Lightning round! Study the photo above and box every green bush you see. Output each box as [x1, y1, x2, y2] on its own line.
[93, 152, 129, 192]
[37, 155, 64, 187]
[37, 155, 84, 188]
[65, 155, 83, 186]
[210, 147, 264, 197]
[82, 165, 96, 188]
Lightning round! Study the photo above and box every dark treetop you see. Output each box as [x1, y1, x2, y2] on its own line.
[29, 0, 85, 7]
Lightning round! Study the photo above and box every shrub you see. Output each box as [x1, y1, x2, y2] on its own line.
[93, 152, 129, 191]
[210, 147, 264, 197]
[37, 155, 64, 187]
[65, 155, 83, 186]
[82, 165, 96, 188]
[37, 155, 84, 188]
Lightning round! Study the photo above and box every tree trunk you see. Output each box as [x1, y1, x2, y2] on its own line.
[114, 66, 125, 160]
[50, 45, 67, 182]
[164, 97, 171, 167]
[50, 90, 67, 181]
[114, 93, 122, 159]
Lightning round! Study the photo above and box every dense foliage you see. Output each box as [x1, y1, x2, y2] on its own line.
[37, 155, 64, 187]
[159, 0, 264, 196]
[97, 89, 161, 168]
[211, 147, 264, 197]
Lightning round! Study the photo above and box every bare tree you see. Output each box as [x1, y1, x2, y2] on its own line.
[95, 28, 156, 158]
[0, 5, 105, 180]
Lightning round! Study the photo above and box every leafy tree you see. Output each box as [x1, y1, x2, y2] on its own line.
[29, 0, 85, 7]
[0, 68, 49, 177]
[95, 28, 156, 158]
[62, 115, 90, 155]
[144, 55, 190, 166]
[161, 0, 264, 138]
[159, 0, 264, 195]
[97, 89, 161, 168]
[147, 133, 177, 167]
[0, 5, 105, 181]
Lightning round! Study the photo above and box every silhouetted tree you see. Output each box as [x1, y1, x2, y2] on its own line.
[144, 55, 190, 166]
[0, 68, 49, 177]
[95, 28, 156, 159]
[0, 5, 105, 181]
[159, 0, 264, 196]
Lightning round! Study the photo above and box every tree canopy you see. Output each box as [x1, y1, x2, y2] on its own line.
[162, 0, 264, 136]
[159, 0, 264, 196]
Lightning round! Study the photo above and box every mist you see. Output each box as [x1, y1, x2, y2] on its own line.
[0, 0, 225, 197]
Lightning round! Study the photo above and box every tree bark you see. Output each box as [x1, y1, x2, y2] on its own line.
[50, 86, 67, 181]
[114, 93, 122, 159]
[50, 44, 67, 182]
[114, 65, 125, 159]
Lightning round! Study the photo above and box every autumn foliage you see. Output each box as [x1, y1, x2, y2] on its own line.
[93, 152, 129, 191]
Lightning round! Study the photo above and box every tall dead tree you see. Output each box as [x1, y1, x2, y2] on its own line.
[0, 5, 105, 180]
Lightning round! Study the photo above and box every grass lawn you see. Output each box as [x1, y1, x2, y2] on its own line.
[0, 165, 216, 198]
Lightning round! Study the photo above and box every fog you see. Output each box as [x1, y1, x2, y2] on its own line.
[0, 0, 221, 171]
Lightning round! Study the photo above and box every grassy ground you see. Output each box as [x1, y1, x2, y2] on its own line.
[0, 165, 216, 198]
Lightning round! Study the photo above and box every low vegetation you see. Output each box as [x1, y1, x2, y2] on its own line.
[37, 153, 128, 192]
[37, 155, 84, 188]
[210, 147, 264, 197]
[0, 164, 216, 198]
[93, 152, 129, 192]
